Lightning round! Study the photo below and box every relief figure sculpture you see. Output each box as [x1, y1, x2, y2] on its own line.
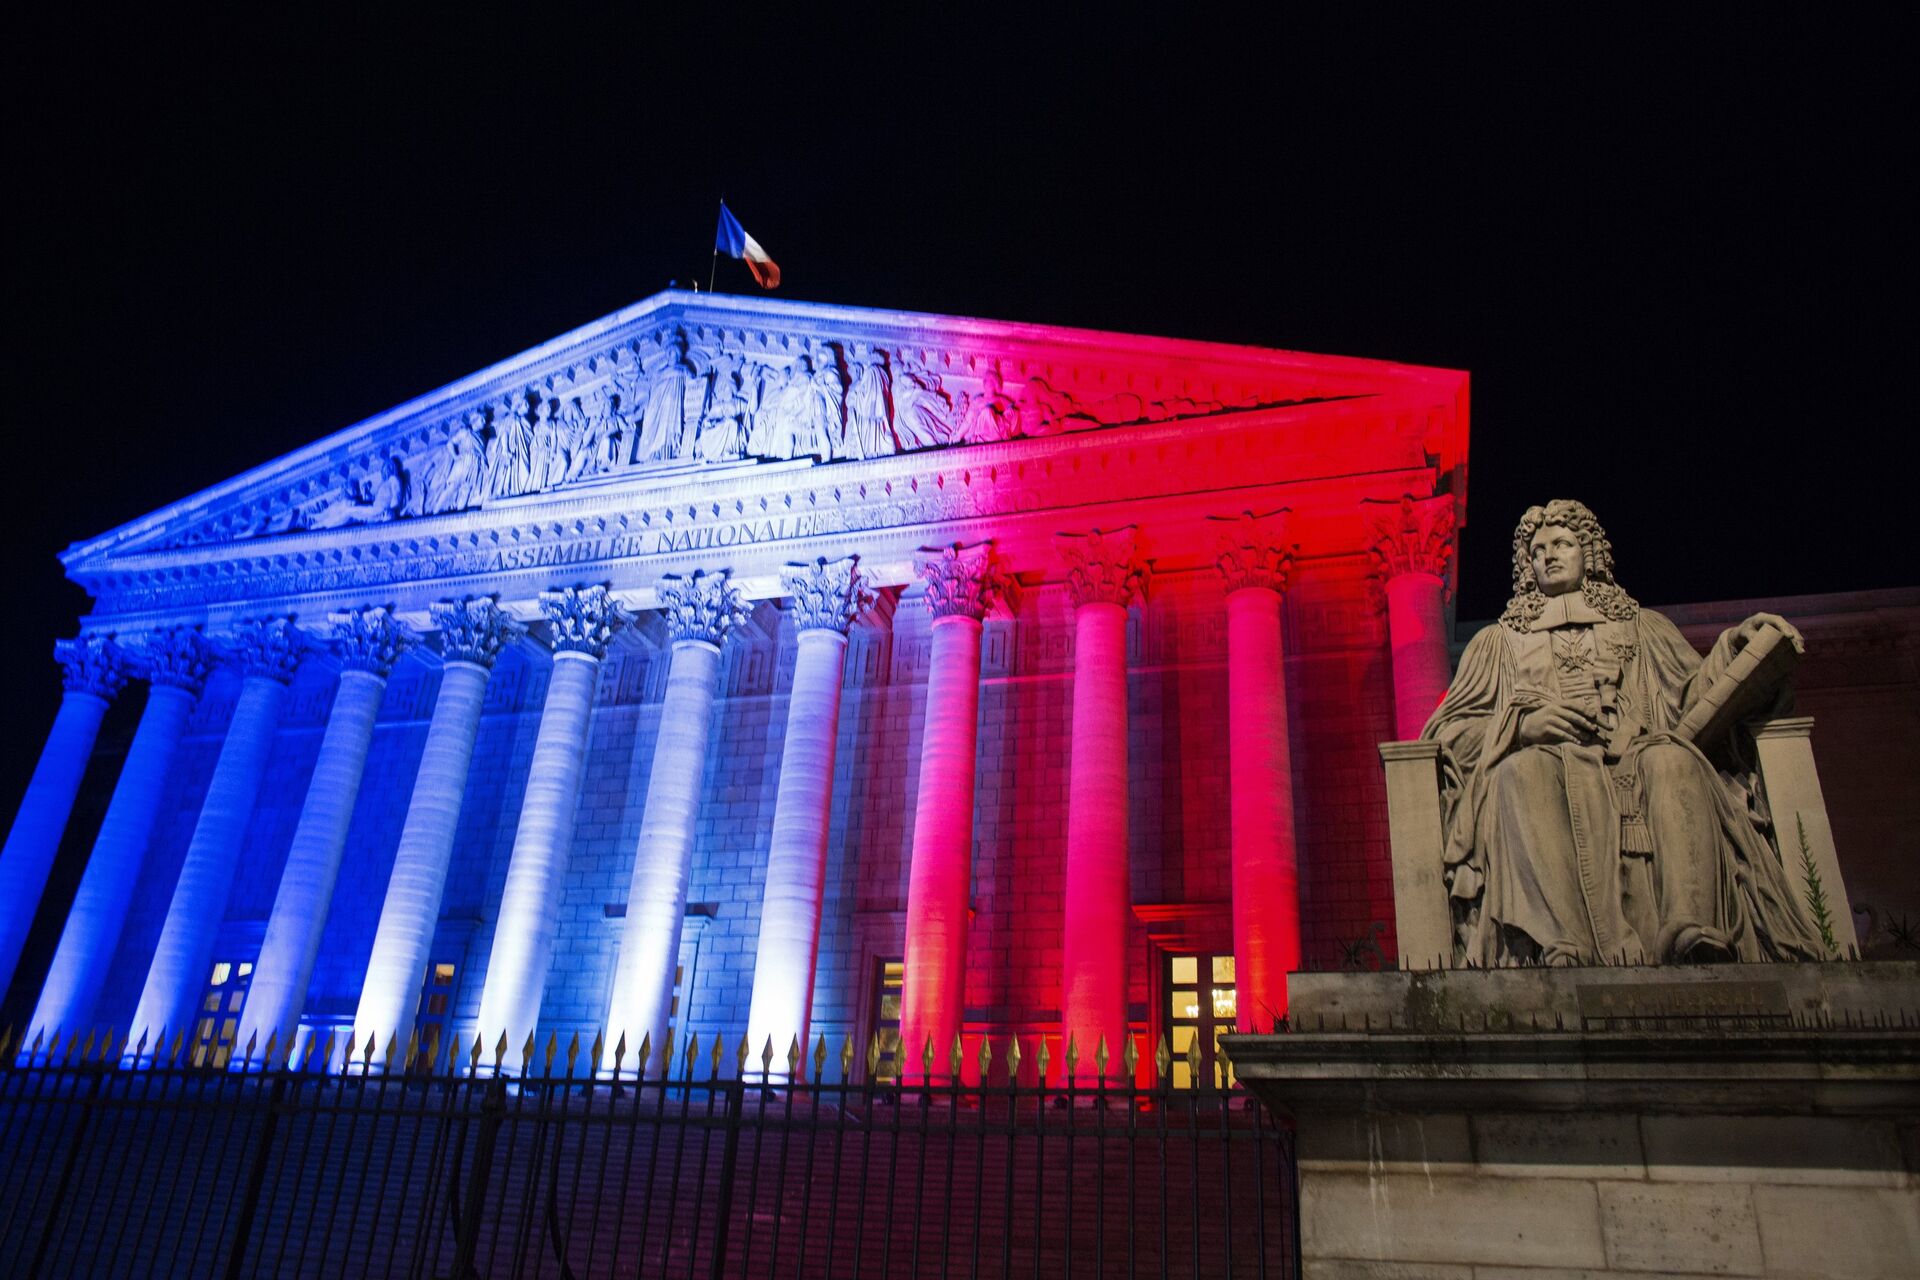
[892, 359, 956, 448]
[487, 395, 534, 498]
[841, 343, 896, 460]
[1423, 499, 1827, 966]
[632, 330, 696, 463]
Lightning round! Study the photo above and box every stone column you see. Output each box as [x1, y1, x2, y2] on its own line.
[239, 607, 417, 1061]
[353, 598, 522, 1067]
[604, 571, 747, 1077]
[127, 617, 305, 1057]
[474, 586, 624, 1068]
[1056, 529, 1147, 1081]
[744, 557, 871, 1070]
[900, 542, 1004, 1083]
[1212, 511, 1302, 1028]
[1363, 494, 1457, 741]
[30, 627, 211, 1041]
[0, 636, 127, 1001]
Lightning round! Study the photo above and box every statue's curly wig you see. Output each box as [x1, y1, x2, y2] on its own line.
[1499, 499, 1639, 631]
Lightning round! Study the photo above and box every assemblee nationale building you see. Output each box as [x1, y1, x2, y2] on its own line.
[1, 291, 1913, 1082]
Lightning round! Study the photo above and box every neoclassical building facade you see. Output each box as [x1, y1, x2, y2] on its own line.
[1, 292, 1474, 1081]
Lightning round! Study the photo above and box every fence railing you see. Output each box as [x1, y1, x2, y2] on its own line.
[0, 1026, 1299, 1279]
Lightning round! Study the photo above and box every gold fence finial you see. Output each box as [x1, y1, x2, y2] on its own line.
[661, 1028, 675, 1079]
[1154, 1034, 1172, 1082]
[840, 1035, 855, 1080]
[865, 1033, 882, 1079]
[1063, 1032, 1079, 1076]
[492, 1031, 508, 1070]
[684, 1032, 699, 1080]
[591, 1031, 604, 1075]
[1007, 1035, 1023, 1084]
[566, 1032, 580, 1077]
[735, 1034, 751, 1077]
[405, 1028, 420, 1073]
[813, 1034, 828, 1082]
[710, 1033, 724, 1080]
[341, 1030, 357, 1072]
[0, 1024, 13, 1063]
[636, 1032, 651, 1079]
[240, 1030, 257, 1069]
[948, 1034, 963, 1081]
[613, 1031, 628, 1076]
[977, 1035, 993, 1081]
[1036, 1036, 1050, 1085]
[1123, 1034, 1140, 1077]
[760, 1035, 775, 1077]
[542, 1031, 557, 1075]
[786, 1034, 802, 1079]
[1095, 1034, 1110, 1080]
[261, 1031, 277, 1071]
[921, 1035, 935, 1077]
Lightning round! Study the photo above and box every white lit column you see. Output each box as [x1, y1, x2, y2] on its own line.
[899, 543, 1004, 1083]
[0, 636, 126, 1001]
[475, 586, 624, 1068]
[1211, 511, 1301, 1029]
[1056, 528, 1146, 1082]
[604, 571, 747, 1077]
[239, 607, 417, 1061]
[744, 557, 870, 1069]
[354, 598, 522, 1067]
[128, 617, 306, 1055]
[1363, 495, 1457, 740]
[31, 627, 211, 1041]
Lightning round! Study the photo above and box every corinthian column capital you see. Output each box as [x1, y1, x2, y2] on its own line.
[329, 605, 419, 677]
[1054, 526, 1148, 609]
[1363, 494, 1457, 584]
[782, 555, 873, 635]
[433, 596, 525, 668]
[55, 635, 128, 701]
[134, 626, 216, 695]
[657, 570, 749, 648]
[914, 541, 1007, 621]
[538, 584, 628, 659]
[225, 616, 308, 684]
[1209, 509, 1297, 596]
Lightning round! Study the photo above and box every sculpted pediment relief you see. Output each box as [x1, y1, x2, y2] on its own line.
[95, 295, 1408, 558]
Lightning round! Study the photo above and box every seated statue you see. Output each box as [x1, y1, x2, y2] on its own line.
[1423, 499, 1827, 966]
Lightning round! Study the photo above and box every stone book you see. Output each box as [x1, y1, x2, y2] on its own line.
[1674, 620, 1798, 749]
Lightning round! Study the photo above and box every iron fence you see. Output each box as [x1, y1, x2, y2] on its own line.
[0, 1027, 1298, 1278]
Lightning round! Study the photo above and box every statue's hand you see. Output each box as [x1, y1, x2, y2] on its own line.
[1736, 612, 1805, 655]
[1518, 702, 1600, 746]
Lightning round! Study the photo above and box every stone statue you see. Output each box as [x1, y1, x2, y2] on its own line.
[421, 410, 487, 513]
[1423, 499, 1827, 966]
[306, 455, 410, 529]
[527, 396, 565, 490]
[633, 329, 698, 463]
[841, 343, 896, 460]
[780, 351, 842, 462]
[891, 358, 956, 448]
[957, 369, 1020, 444]
[487, 394, 534, 498]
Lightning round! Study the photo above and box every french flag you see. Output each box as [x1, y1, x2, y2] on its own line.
[714, 202, 780, 289]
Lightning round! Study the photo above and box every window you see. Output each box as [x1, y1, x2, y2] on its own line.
[1165, 952, 1236, 1090]
[193, 960, 254, 1069]
[869, 958, 904, 1081]
[414, 961, 457, 1069]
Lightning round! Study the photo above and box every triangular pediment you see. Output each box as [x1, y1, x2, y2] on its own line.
[65, 292, 1464, 572]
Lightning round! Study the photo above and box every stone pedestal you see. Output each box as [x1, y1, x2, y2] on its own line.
[1229, 964, 1920, 1280]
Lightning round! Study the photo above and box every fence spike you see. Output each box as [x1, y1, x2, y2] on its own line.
[468, 1034, 483, 1074]
[169, 1028, 187, 1068]
[813, 1034, 828, 1081]
[635, 1032, 650, 1079]
[566, 1032, 580, 1078]
[1154, 1034, 1172, 1082]
[134, 1027, 149, 1059]
[1035, 1036, 1050, 1086]
[33, 1027, 49, 1059]
[542, 1031, 557, 1075]
[1063, 1032, 1079, 1075]
[262, 1031, 277, 1071]
[372, 1033, 386, 1070]
[760, 1035, 775, 1077]
[1122, 1034, 1140, 1077]
[0, 1024, 12, 1063]
[710, 1033, 724, 1081]
[921, 1035, 935, 1076]
[735, 1034, 750, 1076]
[660, 1028, 675, 1080]
[492, 1031, 509, 1071]
[840, 1035, 856, 1081]
[1007, 1035, 1023, 1083]
[590, 1031, 604, 1074]
[238, 1029, 255, 1069]
[865, 1033, 881, 1079]
[1094, 1034, 1110, 1080]
[977, 1035, 993, 1081]
[613, 1031, 628, 1075]
[340, 1029, 357, 1072]
[948, 1033, 963, 1082]
[786, 1034, 802, 1080]
[59, 1028, 79, 1066]
[81, 1027, 98, 1064]
[99, 1029, 119, 1065]
[405, 1028, 420, 1073]
[684, 1032, 699, 1081]
[421, 1029, 439, 1074]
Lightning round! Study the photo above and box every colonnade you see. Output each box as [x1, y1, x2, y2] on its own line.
[0, 501, 1456, 1073]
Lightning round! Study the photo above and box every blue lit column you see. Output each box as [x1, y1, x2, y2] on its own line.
[354, 598, 522, 1069]
[127, 618, 305, 1058]
[0, 636, 127, 1001]
[474, 586, 624, 1069]
[239, 607, 416, 1062]
[604, 571, 747, 1078]
[744, 557, 868, 1072]
[30, 627, 212, 1041]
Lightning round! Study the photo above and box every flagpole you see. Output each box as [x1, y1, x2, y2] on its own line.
[708, 197, 722, 294]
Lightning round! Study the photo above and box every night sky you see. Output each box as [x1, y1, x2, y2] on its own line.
[2, 11, 1902, 809]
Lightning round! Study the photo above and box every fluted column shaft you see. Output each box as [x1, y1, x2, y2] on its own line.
[476, 586, 623, 1066]
[899, 615, 983, 1080]
[745, 558, 867, 1070]
[30, 685, 195, 1038]
[1385, 573, 1451, 740]
[1226, 587, 1299, 1027]
[128, 618, 304, 1058]
[605, 639, 721, 1074]
[355, 599, 519, 1067]
[240, 606, 413, 1061]
[0, 637, 124, 1000]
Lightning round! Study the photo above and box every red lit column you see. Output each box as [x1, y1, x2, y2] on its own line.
[899, 542, 1003, 1083]
[744, 557, 871, 1071]
[0, 636, 126, 1002]
[1212, 511, 1300, 1030]
[1056, 527, 1146, 1082]
[1363, 495, 1457, 740]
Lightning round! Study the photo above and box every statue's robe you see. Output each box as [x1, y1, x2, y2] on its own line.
[1424, 593, 1826, 965]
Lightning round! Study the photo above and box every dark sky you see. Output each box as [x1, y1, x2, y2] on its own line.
[1, 10, 1904, 808]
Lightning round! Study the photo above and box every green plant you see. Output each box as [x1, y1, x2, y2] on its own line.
[1797, 814, 1839, 957]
